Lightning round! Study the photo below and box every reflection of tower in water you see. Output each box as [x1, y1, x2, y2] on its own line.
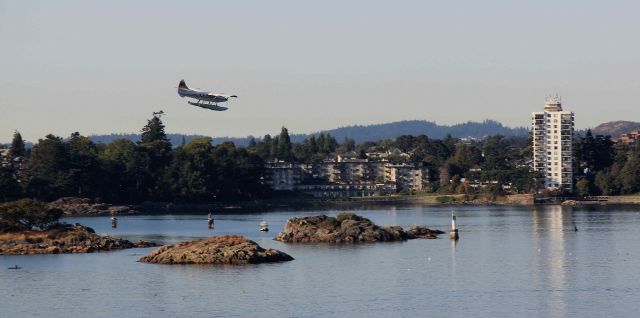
[532, 205, 573, 316]
[548, 205, 567, 289]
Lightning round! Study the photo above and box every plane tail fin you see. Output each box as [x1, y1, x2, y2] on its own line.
[178, 79, 188, 89]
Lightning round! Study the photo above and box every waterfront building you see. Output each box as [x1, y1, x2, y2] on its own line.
[264, 155, 430, 196]
[531, 95, 574, 191]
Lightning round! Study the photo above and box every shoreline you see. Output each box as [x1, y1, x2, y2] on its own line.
[49, 193, 640, 216]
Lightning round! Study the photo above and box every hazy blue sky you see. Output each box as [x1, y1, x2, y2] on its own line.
[1, 0, 640, 142]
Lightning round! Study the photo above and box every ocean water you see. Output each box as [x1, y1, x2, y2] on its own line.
[1, 205, 640, 318]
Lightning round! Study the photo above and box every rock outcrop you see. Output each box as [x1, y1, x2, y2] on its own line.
[406, 226, 445, 239]
[275, 213, 442, 243]
[138, 235, 294, 265]
[47, 197, 138, 216]
[0, 224, 155, 255]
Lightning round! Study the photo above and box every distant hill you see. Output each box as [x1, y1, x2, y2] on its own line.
[589, 121, 640, 138]
[290, 119, 528, 144]
[87, 119, 528, 147]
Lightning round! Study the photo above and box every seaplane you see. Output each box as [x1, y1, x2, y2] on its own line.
[177, 79, 237, 111]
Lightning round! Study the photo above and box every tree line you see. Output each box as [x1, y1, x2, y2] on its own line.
[574, 130, 640, 196]
[1, 114, 267, 203]
[1, 115, 639, 204]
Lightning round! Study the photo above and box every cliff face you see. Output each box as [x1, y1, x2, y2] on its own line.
[0, 224, 154, 255]
[138, 235, 294, 265]
[275, 213, 443, 243]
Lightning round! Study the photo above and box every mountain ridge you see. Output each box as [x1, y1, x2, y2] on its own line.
[87, 119, 528, 147]
[589, 121, 640, 138]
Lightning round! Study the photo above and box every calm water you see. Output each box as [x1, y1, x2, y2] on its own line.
[2, 205, 640, 318]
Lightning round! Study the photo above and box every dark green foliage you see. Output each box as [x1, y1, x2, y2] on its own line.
[452, 143, 482, 171]
[0, 168, 22, 202]
[100, 139, 150, 201]
[616, 153, 640, 194]
[25, 134, 71, 200]
[140, 114, 168, 144]
[575, 130, 614, 172]
[15, 113, 267, 203]
[276, 127, 293, 161]
[575, 179, 592, 197]
[594, 169, 615, 195]
[10, 130, 26, 157]
[481, 135, 509, 170]
[0, 199, 63, 232]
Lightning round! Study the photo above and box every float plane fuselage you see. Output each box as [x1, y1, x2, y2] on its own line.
[177, 80, 237, 111]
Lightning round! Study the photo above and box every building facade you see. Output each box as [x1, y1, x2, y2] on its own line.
[616, 130, 640, 144]
[264, 157, 430, 197]
[531, 95, 574, 191]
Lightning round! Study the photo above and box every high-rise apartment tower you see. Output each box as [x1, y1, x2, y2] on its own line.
[531, 95, 574, 190]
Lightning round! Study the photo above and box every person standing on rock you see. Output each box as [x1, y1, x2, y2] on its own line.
[207, 213, 214, 229]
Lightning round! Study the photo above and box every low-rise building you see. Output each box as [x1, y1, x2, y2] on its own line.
[264, 155, 430, 196]
[617, 130, 640, 144]
[264, 162, 312, 191]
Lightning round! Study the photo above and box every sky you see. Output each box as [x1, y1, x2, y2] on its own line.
[1, 0, 640, 143]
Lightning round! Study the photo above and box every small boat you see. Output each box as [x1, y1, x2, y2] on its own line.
[259, 221, 269, 232]
[7, 265, 21, 270]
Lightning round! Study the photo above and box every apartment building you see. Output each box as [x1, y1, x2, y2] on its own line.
[532, 95, 574, 190]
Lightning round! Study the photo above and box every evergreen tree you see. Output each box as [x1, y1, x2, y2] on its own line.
[67, 132, 102, 197]
[138, 114, 172, 199]
[257, 134, 273, 160]
[276, 127, 292, 161]
[10, 130, 26, 157]
[100, 139, 149, 201]
[269, 135, 279, 160]
[0, 168, 22, 202]
[247, 136, 257, 148]
[452, 143, 482, 171]
[25, 134, 70, 200]
[337, 137, 356, 153]
[481, 135, 509, 170]
[140, 113, 168, 144]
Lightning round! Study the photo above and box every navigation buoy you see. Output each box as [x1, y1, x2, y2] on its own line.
[208, 213, 215, 229]
[259, 220, 269, 232]
[450, 212, 459, 240]
[111, 216, 118, 229]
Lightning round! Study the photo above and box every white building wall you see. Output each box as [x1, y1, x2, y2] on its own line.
[532, 97, 574, 191]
